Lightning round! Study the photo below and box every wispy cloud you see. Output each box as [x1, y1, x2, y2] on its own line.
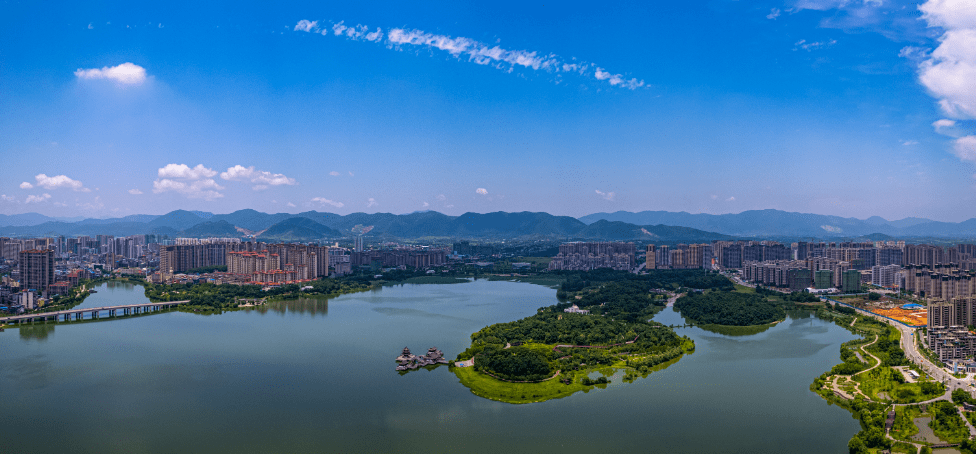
[25, 193, 52, 204]
[220, 165, 297, 190]
[329, 171, 341, 176]
[475, 188, 488, 195]
[0, 194, 15, 202]
[595, 189, 616, 201]
[295, 19, 645, 90]
[153, 163, 224, 200]
[311, 197, 344, 208]
[793, 39, 837, 51]
[366, 197, 378, 208]
[74, 62, 147, 85]
[767, 8, 782, 20]
[128, 188, 143, 195]
[32, 174, 90, 192]
[955, 136, 976, 162]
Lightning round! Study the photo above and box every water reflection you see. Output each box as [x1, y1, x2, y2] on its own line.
[18, 324, 55, 341]
[258, 297, 329, 317]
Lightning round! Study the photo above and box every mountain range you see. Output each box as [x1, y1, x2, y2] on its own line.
[2, 208, 976, 241]
[0, 210, 731, 242]
[578, 209, 976, 238]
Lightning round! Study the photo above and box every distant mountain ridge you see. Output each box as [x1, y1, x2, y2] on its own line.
[0, 210, 728, 242]
[577, 209, 976, 238]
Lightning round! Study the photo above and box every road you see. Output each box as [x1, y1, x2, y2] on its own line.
[891, 322, 973, 394]
[831, 298, 974, 394]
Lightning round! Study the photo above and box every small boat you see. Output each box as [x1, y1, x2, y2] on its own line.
[89, 290, 97, 293]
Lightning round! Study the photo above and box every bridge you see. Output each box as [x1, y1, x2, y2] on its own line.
[0, 300, 189, 325]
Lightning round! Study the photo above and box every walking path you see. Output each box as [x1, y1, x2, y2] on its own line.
[854, 335, 881, 377]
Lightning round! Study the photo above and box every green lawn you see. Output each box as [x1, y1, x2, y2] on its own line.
[732, 283, 755, 293]
[514, 257, 553, 266]
[452, 365, 594, 404]
[890, 405, 922, 442]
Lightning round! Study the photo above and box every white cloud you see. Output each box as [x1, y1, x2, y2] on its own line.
[295, 20, 644, 90]
[87, 23, 93, 30]
[934, 118, 958, 131]
[74, 62, 147, 85]
[19, 182, 33, 189]
[128, 188, 143, 195]
[294, 20, 318, 32]
[726, 196, 736, 202]
[159, 163, 217, 180]
[34, 174, 90, 192]
[287, 202, 296, 208]
[793, 39, 838, 51]
[954, 136, 976, 162]
[476, 188, 488, 195]
[153, 164, 224, 200]
[0, 194, 15, 202]
[311, 197, 344, 208]
[25, 193, 51, 204]
[348, 171, 354, 176]
[423, 201, 429, 208]
[595, 189, 616, 201]
[436, 194, 447, 201]
[913, 0, 976, 119]
[902, 140, 920, 146]
[767, 8, 782, 19]
[329, 171, 341, 176]
[366, 197, 378, 208]
[221, 165, 297, 190]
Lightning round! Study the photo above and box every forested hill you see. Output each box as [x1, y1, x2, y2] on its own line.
[674, 292, 786, 326]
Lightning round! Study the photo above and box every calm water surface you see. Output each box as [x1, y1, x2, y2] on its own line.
[0, 280, 860, 453]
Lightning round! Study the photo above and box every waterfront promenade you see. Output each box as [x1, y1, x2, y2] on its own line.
[0, 300, 188, 325]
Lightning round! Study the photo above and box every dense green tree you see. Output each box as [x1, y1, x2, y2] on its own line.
[674, 292, 786, 326]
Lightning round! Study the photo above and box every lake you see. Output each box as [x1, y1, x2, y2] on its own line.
[0, 279, 861, 453]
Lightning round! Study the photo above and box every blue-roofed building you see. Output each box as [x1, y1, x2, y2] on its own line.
[901, 303, 924, 310]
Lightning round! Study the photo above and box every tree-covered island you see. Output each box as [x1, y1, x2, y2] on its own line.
[673, 285, 821, 335]
[451, 269, 717, 404]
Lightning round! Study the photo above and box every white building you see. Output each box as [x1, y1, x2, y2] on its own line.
[871, 264, 902, 288]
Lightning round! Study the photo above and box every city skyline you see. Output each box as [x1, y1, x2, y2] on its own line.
[2, 1, 975, 221]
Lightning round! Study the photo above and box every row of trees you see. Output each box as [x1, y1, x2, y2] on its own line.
[555, 269, 733, 299]
[476, 345, 554, 382]
[143, 277, 372, 311]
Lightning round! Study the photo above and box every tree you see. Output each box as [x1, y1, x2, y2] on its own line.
[952, 388, 972, 405]
[847, 435, 868, 454]
[868, 292, 881, 301]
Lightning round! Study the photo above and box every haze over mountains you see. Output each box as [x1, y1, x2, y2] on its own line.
[1, 209, 975, 241]
[578, 210, 976, 238]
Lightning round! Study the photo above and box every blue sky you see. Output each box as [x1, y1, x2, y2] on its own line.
[1, 0, 975, 221]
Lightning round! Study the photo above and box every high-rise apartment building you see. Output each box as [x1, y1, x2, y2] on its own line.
[19, 249, 55, 293]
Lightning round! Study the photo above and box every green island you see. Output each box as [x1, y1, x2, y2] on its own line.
[672, 285, 821, 335]
[449, 269, 725, 404]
